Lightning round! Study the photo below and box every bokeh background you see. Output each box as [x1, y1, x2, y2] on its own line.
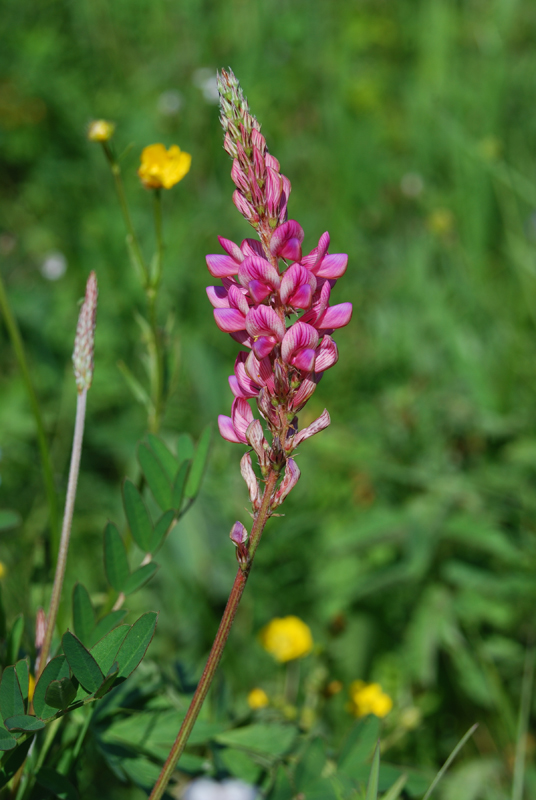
[2, 0, 536, 797]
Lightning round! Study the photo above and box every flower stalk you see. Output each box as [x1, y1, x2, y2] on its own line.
[150, 68, 351, 798]
[37, 273, 98, 678]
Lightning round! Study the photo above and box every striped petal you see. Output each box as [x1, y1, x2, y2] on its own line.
[246, 306, 286, 340]
[206, 254, 240, 277]
[314, 253, 348, 279]
[206, 286, 229, 309]
[218, 415, 243, 443]
[214, 308, 247, 332]
[316, 302, 353, 331]
[315, 335, 339, 372]
[281, 321, 319, 364]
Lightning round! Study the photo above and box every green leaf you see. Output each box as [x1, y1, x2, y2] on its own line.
[0, 510, 21, 532]
[36, 767, 79, 800]
[366, 741, 380, 800]
[215, 723, 296, 758]
[115, 612, 158, 679]
[123, 479, 153, 552]
[6, 614, 24, 666]
[177, 433, 195, 462]
[91, 625, 130, 675]
[45, 677, 78, 710]
[185, 425, 212, 499]
[0, 728, 16, 751]
[147, 434, 178, 482]
[295, 738, 327, 789]
[14, 660, 29, 704]
[94, 662, 119, 699]
[0, 737, 32, 786]
[33, 656, 70, 719]
[88, 610, 127, 649]
[117, 360, 152, 411]
[123, 562, 159, 595]
[149, 509, 175, 553]
[103, 522, 130, 593]
[218, 748, 262, 784]
[138, 443, 172, 510]
[62, 631, 103, 693]
[338, 715, 381, 777]
[72, 583, 95, 647]
[0, 667, 24, 722]
[5, 714, 44, 733]
[172, 460, 190, 511]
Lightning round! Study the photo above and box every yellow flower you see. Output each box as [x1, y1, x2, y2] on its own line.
[260, 616, 313, 663]
[28, 674, 36, 703]
[0, 561, 6, 580]
[138, 143, 191, 190]
[87, 119, 115, 142]
[248, 687, 269, 709]
[348, 681, 393, 718]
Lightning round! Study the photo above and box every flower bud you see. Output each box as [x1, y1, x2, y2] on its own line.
[87, 119, 115, 142]
[230, 520, 248, 545]
[240, 452, 261, 509]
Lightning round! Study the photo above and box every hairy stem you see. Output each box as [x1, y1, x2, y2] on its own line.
[0, 270, 60, 559]
[149, 468, 279, 800]
[38, 390, 88, 678]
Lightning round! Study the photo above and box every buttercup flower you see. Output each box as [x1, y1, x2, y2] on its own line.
[348, 681, 393, 718]
[260, 616, 313, 662]
[138, 143, 191, 190]
[87, 119, 115, 142]
[247, 687, 269, 709]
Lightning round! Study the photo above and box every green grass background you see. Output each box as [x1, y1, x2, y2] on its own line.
[2, 0, 536, 796]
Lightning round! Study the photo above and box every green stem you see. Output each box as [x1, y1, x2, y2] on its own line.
[101, 142, 149, 285]
[0, 269, 59, 558]
[149, 468, 279, 800]
[37, 390, 88, 679]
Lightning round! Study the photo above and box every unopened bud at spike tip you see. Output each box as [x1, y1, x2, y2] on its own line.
[73, 271, 98, 393]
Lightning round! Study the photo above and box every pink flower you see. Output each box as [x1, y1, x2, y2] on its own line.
[281, 321, 319, 373]
[280, 264, 316, 309]
[269, 220, 304, 262]
[245, 305, 285, 359]
[218, 397, 254, 443]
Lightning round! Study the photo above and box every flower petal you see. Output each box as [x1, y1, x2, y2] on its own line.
[218, 236, 244, 262]
[218, 415, 242, 443]
[230, 520, 248, 545]
[292, 409, 331, 448]
[240, 453, 261, 509]
[314, 253, 348, 279]
[291, 348, 316, 372]
[269, 220, 304, 257]
[231, 397, 254, 441]
[214, 308, 247, 332]
[206, 286, 229, 309]
[206, 254, 240, 278]
[272, 458, 300, 507]
[315, 335, 339, 372]
[246, 306, 286, 340]
[281, 321, 319, 364]
[317, 302, 353, 331]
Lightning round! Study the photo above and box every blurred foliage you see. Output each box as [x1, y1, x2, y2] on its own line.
[2, 0, 536, 796]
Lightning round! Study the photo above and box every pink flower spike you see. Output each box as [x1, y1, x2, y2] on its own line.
[231, 397, 254, 442]
[240, 453, 261, 509]
[206, 286, 230, 309]
[281, 321, 319, 366]
[246, 305, 286, 341]
[279, 175, 292, 223]
[218, 236, 244, 263]
[251, 129, 267, 153]
[292, 409, 331, 449]
[230, 520, 248, 545]
[214, 308, 247, 333]
[218, 415, 243, 443]
[206, 254, 240, 278]
[316, 302, 353, 331]
[272, 458, 301, 507]
[300, 279, 331, 326]
[269, 220, 304, 260]
[315, 335, 339, 372]
[292, 348, 316, 372]
[301, 232, 330, 269]
[253, 146, 265, 180]
[314, 253, 348, 279]
[235, 353, 262, 397]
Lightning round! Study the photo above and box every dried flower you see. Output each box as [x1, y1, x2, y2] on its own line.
[87, 119, 115, 142]
[260, 616, 313, 663]
[348, 681, 393, 718]
[73, 272, 98, 393]
[247, 687, 269, 709]
[138, 143, 191, 190]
